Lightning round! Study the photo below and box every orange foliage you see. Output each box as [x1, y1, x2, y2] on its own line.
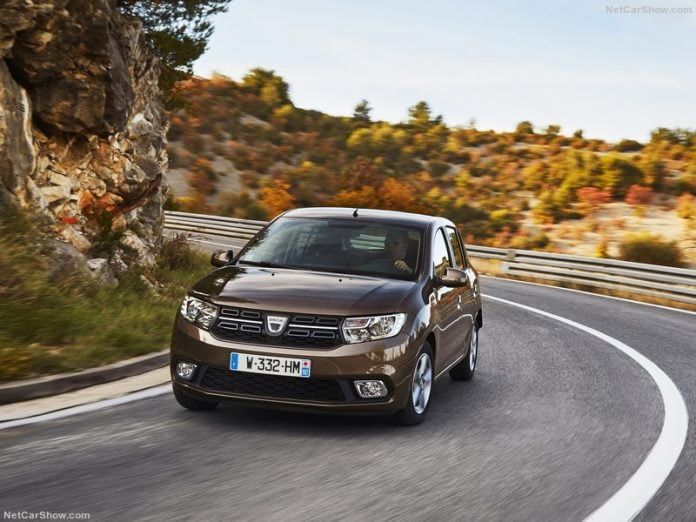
[329, 186, 380, 208]
[329, 178, 425, 214]
[625, 184, 654, 206]
[380, 178, 418, 211]
[577, 186, 612, 214]
[259, 180, 295, 217]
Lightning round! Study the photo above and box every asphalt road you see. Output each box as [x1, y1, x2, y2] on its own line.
[2, 238, 695, 520]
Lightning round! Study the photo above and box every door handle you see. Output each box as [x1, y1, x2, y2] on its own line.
[457, 295, 462, 309]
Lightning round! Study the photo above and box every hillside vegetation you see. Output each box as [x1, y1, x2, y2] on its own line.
[0, 212, 210, 381]
[166, 69, 696, 266]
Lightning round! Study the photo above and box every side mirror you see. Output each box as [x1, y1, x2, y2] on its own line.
[439, 267, 469, 288]
[211, 249, 236, 267]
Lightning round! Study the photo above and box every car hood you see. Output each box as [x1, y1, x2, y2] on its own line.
[190, 266, 415, 316]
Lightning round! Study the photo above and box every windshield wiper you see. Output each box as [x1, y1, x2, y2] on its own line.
[237, 260, 295, 269]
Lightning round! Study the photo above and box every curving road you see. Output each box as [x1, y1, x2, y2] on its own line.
[2, 254, 696, 519]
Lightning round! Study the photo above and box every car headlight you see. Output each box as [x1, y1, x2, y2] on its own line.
[180, 295, 218, 330]
[342, 313, 406, 344]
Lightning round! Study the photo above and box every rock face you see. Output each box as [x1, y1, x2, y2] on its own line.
[0, 0, 167, 273]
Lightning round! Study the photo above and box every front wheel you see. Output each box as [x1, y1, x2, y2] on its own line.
[449, 325, 478, 381]
[393, 344, 434, 426]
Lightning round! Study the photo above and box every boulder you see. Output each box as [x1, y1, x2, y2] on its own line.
[86, 258, 118, 287]
[0, 0, 168, 277]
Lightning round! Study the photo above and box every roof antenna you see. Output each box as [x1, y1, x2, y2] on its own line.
[353, 208, 359, 218]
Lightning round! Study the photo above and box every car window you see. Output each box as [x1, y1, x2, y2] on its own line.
[446, 226, 466, 268]
[238, 217, 424, 281]
[432, 228, 453, 278]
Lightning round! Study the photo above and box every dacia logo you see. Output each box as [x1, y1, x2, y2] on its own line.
[265, 315, 288, 336]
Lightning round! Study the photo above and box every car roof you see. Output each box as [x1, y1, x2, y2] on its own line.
[281, 207, 448, 228]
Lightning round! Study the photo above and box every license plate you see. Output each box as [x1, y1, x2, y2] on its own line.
[230, 352, 311, 378]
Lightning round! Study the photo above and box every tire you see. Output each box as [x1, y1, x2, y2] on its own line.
[393, 343, 434, 426]
[449, 324, 478, 381]
[173, 385, 219, 411]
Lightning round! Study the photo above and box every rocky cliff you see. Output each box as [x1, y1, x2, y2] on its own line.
[0, 0, 167, 278]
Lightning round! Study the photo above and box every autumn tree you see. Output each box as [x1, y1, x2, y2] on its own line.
[625, 185, 653, 206]
[329, 186, 380, 209]
[514, 121, 534, 140]
[577, 187, 611, 216]
[379, 178, 418, 212]
[242, 68, 291, 107]
[342, 159, 380, 191]
[600, 155, 645, 198]
[677, 193, 696, 221]
[259, 180, 295, 217]
[677, 193, 696, 252]
[639, 154, 666, 190]
[532, 190, 562, 224]
[544, 125, 561, 138]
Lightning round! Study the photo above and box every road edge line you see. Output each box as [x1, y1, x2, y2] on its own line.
[0, 384, 171, 430]
[483, 293, 689, 521]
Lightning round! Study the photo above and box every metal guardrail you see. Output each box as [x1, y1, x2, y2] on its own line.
[164, 211, 696, 306]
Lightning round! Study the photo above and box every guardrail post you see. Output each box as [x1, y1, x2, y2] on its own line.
[506, 249, 516, 262]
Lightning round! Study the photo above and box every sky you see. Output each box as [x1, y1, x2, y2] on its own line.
[194, 0, 696, 142]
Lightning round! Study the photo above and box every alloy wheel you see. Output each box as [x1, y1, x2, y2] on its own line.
[411, 352, 433, 414]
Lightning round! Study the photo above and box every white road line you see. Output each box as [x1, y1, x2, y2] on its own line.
[484, 293, 689, 521]
[0, 385, 171, 430]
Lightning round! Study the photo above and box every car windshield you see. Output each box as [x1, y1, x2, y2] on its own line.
[238, 217, 424, 281]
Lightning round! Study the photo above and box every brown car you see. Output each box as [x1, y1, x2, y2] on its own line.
[171, 207, 482, 425]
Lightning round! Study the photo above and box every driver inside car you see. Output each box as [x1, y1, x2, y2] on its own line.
[385, 230, 412, 274]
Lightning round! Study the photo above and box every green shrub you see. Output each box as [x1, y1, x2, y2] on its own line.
[157, 233, 201, 271]
[618, 232, 685, 267]
[615, 139, 643, 152]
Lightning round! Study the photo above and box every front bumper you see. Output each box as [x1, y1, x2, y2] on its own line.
[170, 315, 417, 414]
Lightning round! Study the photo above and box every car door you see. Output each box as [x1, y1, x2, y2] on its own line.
[445, 226, 477, 356]
[430, 228, 461, 369]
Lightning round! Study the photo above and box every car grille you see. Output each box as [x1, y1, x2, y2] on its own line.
[211, 306, 343, 347]
[200, 367, 346, 402]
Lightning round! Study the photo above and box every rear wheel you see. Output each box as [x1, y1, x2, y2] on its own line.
[449, 325, 478, 381]
[393, 344, 434, 426]
[173, 385, 219, 411]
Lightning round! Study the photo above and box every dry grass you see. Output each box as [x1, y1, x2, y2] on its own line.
[0, 213, 211, 382]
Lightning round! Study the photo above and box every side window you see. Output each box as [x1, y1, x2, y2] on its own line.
[432, 229, 453, 278]
[446, 227, 466, 268]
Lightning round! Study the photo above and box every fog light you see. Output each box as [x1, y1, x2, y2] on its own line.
[176, 361, 198, 380]
[354, 380, 388, 399]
